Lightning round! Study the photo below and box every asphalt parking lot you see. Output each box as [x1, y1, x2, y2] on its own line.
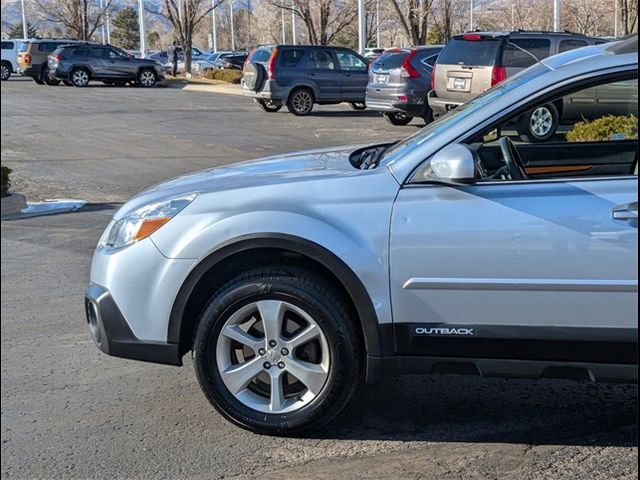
[1, 78, 638, 479]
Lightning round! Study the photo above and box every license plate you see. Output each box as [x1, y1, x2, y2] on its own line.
[453, 78, 466, 90]
[376, 74, 388, 84]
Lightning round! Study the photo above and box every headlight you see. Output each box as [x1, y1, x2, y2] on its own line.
[101, 193, 197, 249]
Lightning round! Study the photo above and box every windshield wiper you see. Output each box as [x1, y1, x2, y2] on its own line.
[357, 143, 396, 170]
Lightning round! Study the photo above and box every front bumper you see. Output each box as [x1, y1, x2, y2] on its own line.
[85, 283, 182, 366]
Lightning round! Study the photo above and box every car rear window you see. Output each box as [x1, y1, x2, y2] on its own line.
[558, 39, 588, 53]
[437, 37, 502, 66]
[371, 50, 409, 70]
[2, 41, 14, 50]
[502, 38, 551, 68]
[249, 48, 272, 63]
[279, 49, 304, 67]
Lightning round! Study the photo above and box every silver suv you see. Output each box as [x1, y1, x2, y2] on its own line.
[86, 37, 638, 435]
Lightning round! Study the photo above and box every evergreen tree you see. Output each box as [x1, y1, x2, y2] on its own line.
[111, 7, 140, 50]
[8, 21, 38, 39]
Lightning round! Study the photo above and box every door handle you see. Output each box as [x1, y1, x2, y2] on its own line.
[612, 202, 638, 221]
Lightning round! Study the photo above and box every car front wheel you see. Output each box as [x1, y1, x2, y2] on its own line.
[137, 69, 158, 88]
[192, 267, 362, 434]
[1, 62, 11, 81]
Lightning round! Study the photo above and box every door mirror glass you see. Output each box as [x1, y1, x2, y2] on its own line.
[425, 144, 476, 184]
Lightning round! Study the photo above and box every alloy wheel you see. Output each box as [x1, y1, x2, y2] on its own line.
[292, 91, 313, 114]
[215, 299, 330, 414]
[72, 69, 89, 87]
[139, 70, 156, 87]
[1, 64, 9, 81]
[530, 106, 554, 138]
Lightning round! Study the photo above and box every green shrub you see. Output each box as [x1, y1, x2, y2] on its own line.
[566, 114, 638, 142]
[1, 165, 12, 197]
[203, 69, 242, 84]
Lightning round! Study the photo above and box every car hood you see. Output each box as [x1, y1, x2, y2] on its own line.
[114, 144, 376, 220]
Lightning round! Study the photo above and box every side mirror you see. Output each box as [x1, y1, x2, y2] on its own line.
[426, 143, 476, 184]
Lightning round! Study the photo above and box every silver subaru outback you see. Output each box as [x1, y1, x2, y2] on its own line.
[86, 37, 638, 434]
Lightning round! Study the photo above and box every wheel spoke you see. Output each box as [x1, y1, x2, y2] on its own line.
[257, 300, 285, 342]
[269, 369, 286, 412]
[222, 325, 264, 353]
[286, 357, 328, 395]
[220, 357, 263, 394]
[287, 324, 320, 349]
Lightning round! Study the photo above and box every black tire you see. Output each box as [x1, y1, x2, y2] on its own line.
[384, 111, 413, 126]
[137, 68, 157, 88]
[44, 77, 60, 86]
[258, 99, 283, 113]
[70, 67, 90, 87]
[243, 62, 266, 91]
[517, 103, 559, 142]
[1, 62, 11, 81]
[33, 77, 45, 85]
[192, 267, 362, 435]
[422, 106, 434, 125]
[62, 80, 73, 86]
[40, 66, 60, 86]
[350, 102, 366, 110]
[287, 88, 314, 116]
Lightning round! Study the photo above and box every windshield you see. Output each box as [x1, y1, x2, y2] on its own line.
[380, 63, 550, 165]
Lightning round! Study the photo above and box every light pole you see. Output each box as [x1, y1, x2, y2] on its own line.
[375, 0, 380, 47]
[105, 6, 111, 43]
[470, 0, 474, 31]
[291, 2, 297, 45]
[99, 0, 106, 44]
[229, 0, 235, 51]
[553, 0, 560, 32]
[212, 0, 218, 52]
[20, 0, 28, 39]
[614, 0, 618, 37]
[281, 2, 286, 43]
[138, 0, 146, 57]
[357, 0, 365, 54]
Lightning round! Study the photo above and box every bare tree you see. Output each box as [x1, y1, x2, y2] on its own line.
[618, 0, 638, 34]
[387, 0, 434, 45]
[32, 0, 113, 40]
[149, 0, 224, 73]
[269, 0, 359, 45]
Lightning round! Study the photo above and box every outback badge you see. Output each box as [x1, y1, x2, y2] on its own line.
[414, 326, 476, 336]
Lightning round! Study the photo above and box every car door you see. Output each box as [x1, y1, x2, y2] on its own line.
[334, 49, 369, 101]
[389, 74, 638, 365]
[306, 49, 342, 101]
[104, 48, 132, 78]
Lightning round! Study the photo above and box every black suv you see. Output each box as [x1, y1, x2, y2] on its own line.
[242, 45, 369, 115]
[48, 44, 165, 87]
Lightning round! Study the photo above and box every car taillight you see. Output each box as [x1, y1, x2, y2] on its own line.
[243, 49, 256, 71]
[400, 49, 420, 79]
[430, 65, 437, 89]
[24, 54, 32, 64]
[267, 47, 278, 80]
[54, 53, 64, 61]
[491, 66, 507, 86]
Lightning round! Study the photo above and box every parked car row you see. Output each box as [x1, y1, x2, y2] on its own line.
[240, 31, 615, 133]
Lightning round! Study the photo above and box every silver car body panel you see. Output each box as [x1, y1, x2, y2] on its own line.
[89, 39, 638, 368]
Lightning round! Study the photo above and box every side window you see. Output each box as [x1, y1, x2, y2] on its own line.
[558, 39, 587, 53]
[472, 76, 638, 182]
[38, 42, 58, 52]
[1, 41, 14, 50]
[307, 50, 337, 70]
[107, 48, 128, 59]
[279, 49, 304, 67]
[422, 55, 438, 68]
[503, 39, 551, 68]
[335, 51, 367, 71]
[250, 49, 271, 63]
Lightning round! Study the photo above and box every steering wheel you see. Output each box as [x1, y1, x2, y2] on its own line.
[499, 137, 528, 181]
